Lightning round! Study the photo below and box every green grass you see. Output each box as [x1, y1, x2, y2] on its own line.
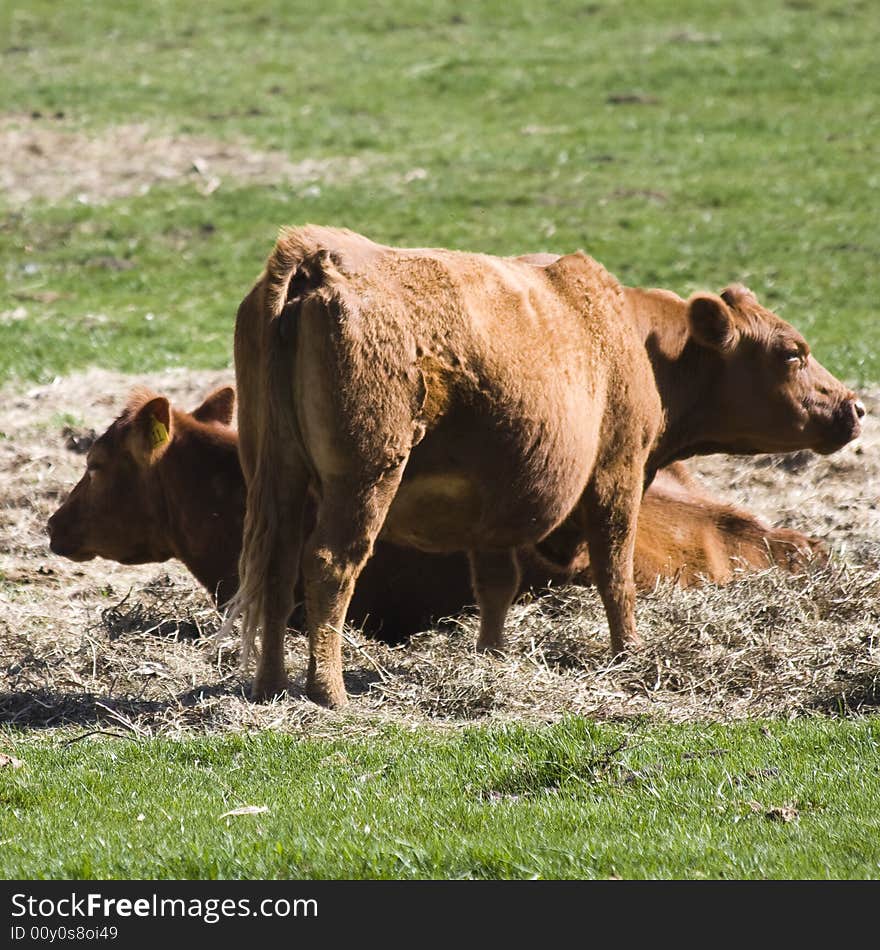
[1, 0, 878, 384]
[3, 718, 880, 879]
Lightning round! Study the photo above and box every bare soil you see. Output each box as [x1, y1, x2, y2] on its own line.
[0, 114, 365, 206]
[1, 370, 878, 737]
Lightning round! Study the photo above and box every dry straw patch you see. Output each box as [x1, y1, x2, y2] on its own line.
[1, 370, 878, 737]
[0, 114, 366, 206]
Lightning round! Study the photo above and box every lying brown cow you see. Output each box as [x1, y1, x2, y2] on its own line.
[225, 226, 862, 706]
[47, 387, 825, 644]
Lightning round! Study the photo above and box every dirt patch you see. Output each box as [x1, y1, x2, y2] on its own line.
[0, 114, 366, 206]
[1, 370, 878, 737]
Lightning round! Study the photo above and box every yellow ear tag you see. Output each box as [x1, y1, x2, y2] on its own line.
[149, 415, 169, 449]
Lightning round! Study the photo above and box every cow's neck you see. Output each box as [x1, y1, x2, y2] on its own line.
[623, 286, 721, 472]
[158, 427, 244, 604]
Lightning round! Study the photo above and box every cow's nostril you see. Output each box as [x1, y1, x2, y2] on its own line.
[855, 400, 866, 419]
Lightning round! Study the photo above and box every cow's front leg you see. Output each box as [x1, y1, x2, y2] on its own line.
[469, 548, 521, 653]
[582, 467, 644, 656]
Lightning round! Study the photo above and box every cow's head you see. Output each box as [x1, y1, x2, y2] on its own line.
[47, 386, 235, 565]
[684, 285, 863, 456]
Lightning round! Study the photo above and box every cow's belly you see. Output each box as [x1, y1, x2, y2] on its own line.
[382, 374, 603, 553]
[304, 388, 599, 550]
[381, 474, 485, 550]
[381, 453, 590, 553]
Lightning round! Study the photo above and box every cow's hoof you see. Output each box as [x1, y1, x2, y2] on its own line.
[475, 638, 506, 656]
[306, 678, 348, 709]
[476, 645, 506, 658]
[609, 635, 644, 658]
[251, 675, 289, 702]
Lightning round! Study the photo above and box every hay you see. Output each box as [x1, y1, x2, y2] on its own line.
[1, 370, 878, 737]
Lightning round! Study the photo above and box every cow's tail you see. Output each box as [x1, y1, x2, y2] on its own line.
[219, 227, 330, 671]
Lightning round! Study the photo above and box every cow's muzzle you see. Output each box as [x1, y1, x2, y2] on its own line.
[47, 534, 92, 560]
[822, 397, 863, 453]
[49, 544, 93, 561]
[47, 515, 90, 560]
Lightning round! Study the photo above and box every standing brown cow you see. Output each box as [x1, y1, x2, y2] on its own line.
[225, 226, 862, 707]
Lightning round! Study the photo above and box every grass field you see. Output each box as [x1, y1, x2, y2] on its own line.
[1, 0, 879, 880]
[3, 719, 880, 879]
[2, 0, 878, 384]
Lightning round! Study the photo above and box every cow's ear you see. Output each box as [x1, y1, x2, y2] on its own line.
[720, 284, 757, 309]
[687, 293, 740, 353]
[130, 396, 173, 464]
[192, 386, 235, 426]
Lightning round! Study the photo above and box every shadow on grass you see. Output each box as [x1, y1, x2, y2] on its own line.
[101, 600, 210, 641]
[810, 671, 880, 716]
[0, 688, 167, 730]
[0, 668, 385, 731]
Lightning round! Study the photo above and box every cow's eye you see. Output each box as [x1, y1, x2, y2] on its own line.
[779, 348, 802, 365]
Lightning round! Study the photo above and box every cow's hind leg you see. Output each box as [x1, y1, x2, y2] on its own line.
[302, 467, 406, 708]
[582, 466, 645, 656]
[249, 449, 310, 701]
[469, 548, 521, 653]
